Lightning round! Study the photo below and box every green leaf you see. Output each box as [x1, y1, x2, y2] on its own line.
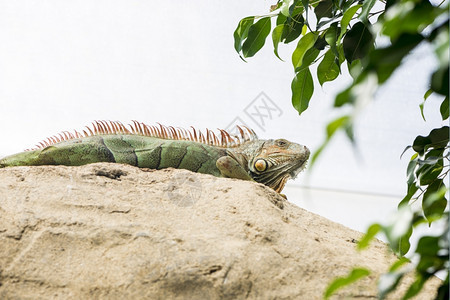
[398, 226, 412, 256]
[358, 223, 381, 250]
[368, 33, 424, 84]
[272, 25, 285, 60]
[335, 86, 352, 107]
[281, 13, 305, 43]
[302, 0, 310, 27]
[310, 115, 351, 166]
[403, 274, 428, 300]
[291, 68, 314, 115]
[345, 122, 355, 142]
[412, 126, 450, 153]
[400, 145, 413, 159]
[431, 66, 449, 97]
[314, 0, 333, 23]
[324, 22, 340, 58]
[295, 47, 320, 73]
[324, 268, 371, 299]
[326, 115, 350, 137]
[384, 205, 413, 250]
[359, 0, 376, 23]
[382, 0, 441, 40]
[313, 35, 328, 50]
[440, 96, 449, 120]
[292, 32, 318, 69]
[317, 14, 342, 31]
[416, 236, 441, 257]
[242, 17, 271, 58]
[348, 59, 362, 79]
[233, 17, 254, 53]
[406, 155, 418, 185]
[415, 149, 444, 186]
[317, 49, 340, 85]
[422, 180, 447, 222]
[389, 257, 410, 272]
[338, 5, 361, 43]
[280, 0, 291, 16]
[424, 89, 433, 100]
[419, 103, 426, 121]
[419, 89, 433, 121]
[378, 271, 406, 300]
[399, 183, 418, 207]
[276, 12, 288, 25]
[417, 158, 443, 186]
[343, 21, 374, 63]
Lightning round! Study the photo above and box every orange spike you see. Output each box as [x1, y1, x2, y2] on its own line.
[176, 128, 184, 140]
[213, 131, 219, 145]
[99, 121, 107, 134]
[131, 120, 138, 133]
[162, 124, 169, 138]
[103, 121, 113, 134]
[110, 121, 119, 133]
[169, 126, 178, 139]
[99, 121, 107, 133]
[206, 129, 211, 144]
[136, 121, 144, 135]
[95, 121, 104, 134]
[149, 125, 156, 136]
[243, 125, 256, 140]
[90, 123, 97, 134]
[190, 126, 197, 141]
[128, 123, 136, 134]
[143, 124, 150, 136]
[117, 122, 126, 133]
[153, 125, 161, 137]
[236, 126, 245, 139]
[181, 128, 189, 140]
[222, 130, 232, 144]
[93, 121, 100, 133]
[156, 123, 165, 138]
[86, 126, 94, 136]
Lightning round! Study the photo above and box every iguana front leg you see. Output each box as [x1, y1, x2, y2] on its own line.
[216, 156, 253, 181]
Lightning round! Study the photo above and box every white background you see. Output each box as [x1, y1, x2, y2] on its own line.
[0, 1, 446, 235]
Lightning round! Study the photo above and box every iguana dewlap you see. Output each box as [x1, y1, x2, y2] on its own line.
[0, 121, 310, 193]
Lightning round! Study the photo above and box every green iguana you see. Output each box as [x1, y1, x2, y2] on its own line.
[0, 121, 310, 193]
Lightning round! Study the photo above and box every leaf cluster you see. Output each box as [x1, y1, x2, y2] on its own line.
[325, 126, 449, 300]
[234, 0, 379, 115]
[234, 0, 449, 298]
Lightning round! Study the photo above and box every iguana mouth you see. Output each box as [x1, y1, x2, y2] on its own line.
[289, 159, 308, 179]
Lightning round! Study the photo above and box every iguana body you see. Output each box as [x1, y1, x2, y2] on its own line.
[0, 121, 310, 193]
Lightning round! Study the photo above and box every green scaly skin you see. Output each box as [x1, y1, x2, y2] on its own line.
[0, 134, 310, 193]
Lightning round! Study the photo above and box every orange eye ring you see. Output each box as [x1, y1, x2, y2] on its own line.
[254, 159, 267, 172]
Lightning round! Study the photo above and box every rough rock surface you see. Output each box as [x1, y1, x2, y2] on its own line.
[0, 163, 440, 299]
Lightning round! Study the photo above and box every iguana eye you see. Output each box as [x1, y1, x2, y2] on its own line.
[276, 139, 288, 147]
[254, 159, 267, 172]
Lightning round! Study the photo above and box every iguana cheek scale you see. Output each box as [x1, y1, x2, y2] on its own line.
[0, 121, 310, 193]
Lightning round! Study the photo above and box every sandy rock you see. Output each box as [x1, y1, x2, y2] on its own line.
[0, 163, 441, 299]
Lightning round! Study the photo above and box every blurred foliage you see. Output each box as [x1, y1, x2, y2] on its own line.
[234, 0, 449, 298]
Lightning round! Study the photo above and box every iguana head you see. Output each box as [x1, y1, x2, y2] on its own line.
[248, 139, 310, 193]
